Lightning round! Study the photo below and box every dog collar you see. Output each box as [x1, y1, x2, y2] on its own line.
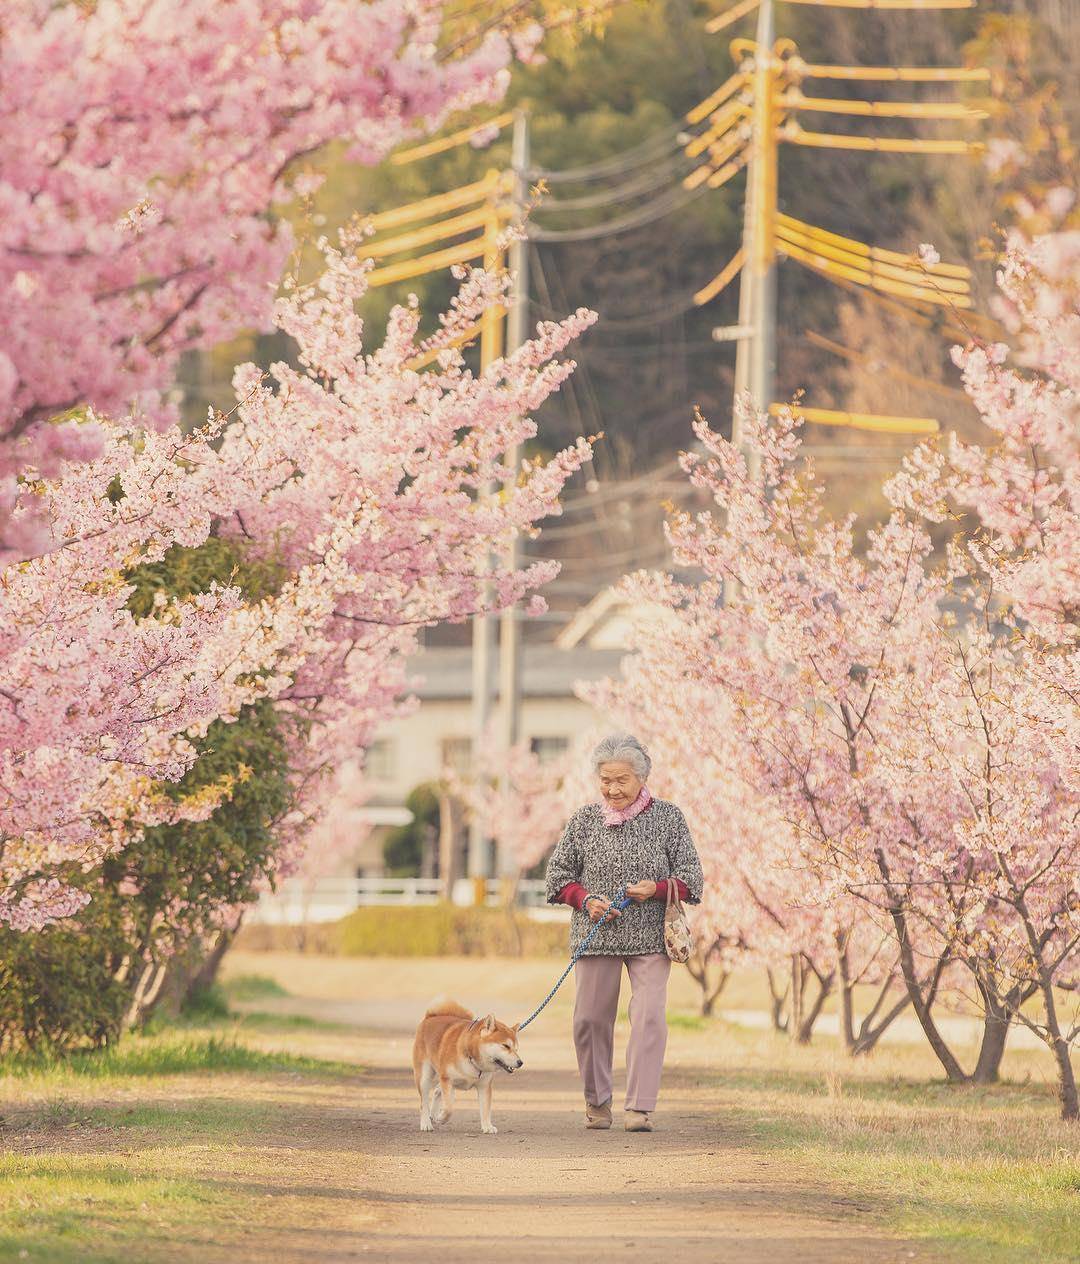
[466, 1017, 484, 1077]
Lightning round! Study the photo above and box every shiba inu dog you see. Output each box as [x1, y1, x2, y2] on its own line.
[412, 999, 523, 1134]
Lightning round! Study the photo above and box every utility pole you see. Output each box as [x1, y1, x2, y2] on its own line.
[495, 109, 530, 881]
[731, 0, 777, 483]
[467, 174, 506, 884]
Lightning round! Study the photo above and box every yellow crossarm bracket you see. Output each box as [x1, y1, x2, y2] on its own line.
[364, 206, 498, 261]
[777, 213, 971, 279]
[686, 71, 749, 124]
[781, 91, 989, 121]
[366, 171, 509, 235]
[782, 0, 973, 8]
[705, 0, 761, 35]
[707, 152, 750, 188]
[694, 248, 745, 305]
[684, 131, 748, 187]
[769, 403, 940, 434]
[776, 220, 971, 295]
[685, 101, 752, 157]
[793, 61, 990, 83]
[780, 240, 973, 306]
[822, 273, 977, 344]
[366, 238, 487, 289]
[782, 123, 983, 155]
[390, 113, 515, 166]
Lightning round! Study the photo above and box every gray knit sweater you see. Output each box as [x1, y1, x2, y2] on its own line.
[545, 799, 704, 956]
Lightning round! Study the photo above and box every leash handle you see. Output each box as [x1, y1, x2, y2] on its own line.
[517, 889, 631, 1032]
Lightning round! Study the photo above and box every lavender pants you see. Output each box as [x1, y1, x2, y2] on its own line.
[572, 952, 671, 1112]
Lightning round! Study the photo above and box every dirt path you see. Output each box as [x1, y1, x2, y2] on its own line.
[276, 1034, 918, 1263]
[206, 954, 926, 1263]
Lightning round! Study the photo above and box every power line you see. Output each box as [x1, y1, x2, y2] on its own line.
[529, 120, 688, 184]
[530, 179, 711, 242]
[539, 151, 700, 212]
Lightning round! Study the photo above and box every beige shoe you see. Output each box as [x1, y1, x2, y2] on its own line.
[585, 1098, 613, 1129]
[624, 1110, 653, 1132]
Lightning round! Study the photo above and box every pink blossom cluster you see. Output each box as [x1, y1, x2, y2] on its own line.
[449, 731, 584, 877]
[0, 0, 515, 559]
[2, 219, 596, 929]
[590, 231, 1077, 1105]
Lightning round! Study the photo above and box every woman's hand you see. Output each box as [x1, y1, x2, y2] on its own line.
[625, 880, 658, 903]
[584, 895, 621, 923]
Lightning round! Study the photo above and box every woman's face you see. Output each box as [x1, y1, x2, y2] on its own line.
[597, 761, 643, 810]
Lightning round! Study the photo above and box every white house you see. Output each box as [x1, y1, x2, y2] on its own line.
[349, 588, 652, 880]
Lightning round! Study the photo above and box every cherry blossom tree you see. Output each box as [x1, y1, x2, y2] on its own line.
[0, 0, 519, 560]
[451, 734, 576, 884]
[593, 224, 1078, 1111]
[885, 229, 1080, 1118]
[1, 221, 596, 934]
[587, 591, 911, 1043]
[595, 402, 987, 1073]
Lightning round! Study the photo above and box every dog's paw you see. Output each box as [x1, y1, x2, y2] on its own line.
[481, 1123, 498, 1135]
[419, 1118, 434, 1132]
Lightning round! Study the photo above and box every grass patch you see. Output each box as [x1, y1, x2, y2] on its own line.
[0, 1155, 233, 1264]
[667, 1010, 708, 1032]
[0, 1023, 362, 1261]
[698, 1028, 1080, 1263]
[234, 1010, 345, 1032]
[0, 1033, 354, 1082]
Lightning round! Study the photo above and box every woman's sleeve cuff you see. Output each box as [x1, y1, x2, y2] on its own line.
[556, 881, 589, 910]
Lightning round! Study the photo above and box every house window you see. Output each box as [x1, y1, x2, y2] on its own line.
[366, 738, 396, 781]
[530, 736, 570, 764]
[441, 736, 473, 775]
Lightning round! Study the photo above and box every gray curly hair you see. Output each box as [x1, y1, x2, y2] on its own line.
[591, 731, 652, 781]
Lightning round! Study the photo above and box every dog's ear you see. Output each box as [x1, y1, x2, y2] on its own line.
[481, 1013, 496, 1033]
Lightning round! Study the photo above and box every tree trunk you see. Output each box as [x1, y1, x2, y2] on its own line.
[1050, 1032, 1079, 1122]
[795, 961, 834, 1045]
[766, 967, 789, 1033]
[182, 925, 237, 1008]
[839, 938, 913, 1057]
[848, 990, 912, 1055]
[790, 953, 805, 1041]
[875, 848, 969, 1083]
[501, 873, 524, 957]
[837, 938, 856, 1053]
[972, 1004, 1010, 1084]
[686, 940, 729, 1016]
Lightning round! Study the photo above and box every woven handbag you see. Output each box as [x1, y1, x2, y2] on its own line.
[663, 878, 693, 963]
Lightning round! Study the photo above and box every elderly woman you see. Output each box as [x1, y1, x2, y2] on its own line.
[545, 732, 703, 1133]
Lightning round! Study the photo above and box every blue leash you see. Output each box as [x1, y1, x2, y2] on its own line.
[517, 891, 632, 1031]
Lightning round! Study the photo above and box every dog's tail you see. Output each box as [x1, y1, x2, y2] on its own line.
[424, 997, 473, 1020]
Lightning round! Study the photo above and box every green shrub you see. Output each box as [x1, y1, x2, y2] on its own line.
[337, 905, 568, 957]
[0, 537, 301, 1055]
[180, 984, 231, 1022]
[223, 974, 291, 1001]
[382, 782, 440, 876]
[0, 910, 129, 1054]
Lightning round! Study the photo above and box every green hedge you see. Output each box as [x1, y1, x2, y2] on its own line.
[338, 905, 568, 957]
[236, 906, 569, 957]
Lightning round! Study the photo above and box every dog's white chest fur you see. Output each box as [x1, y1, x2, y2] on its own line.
[448, 1058, 490, 1088]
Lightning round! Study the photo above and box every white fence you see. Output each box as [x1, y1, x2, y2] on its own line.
[249, 875, 555, 925]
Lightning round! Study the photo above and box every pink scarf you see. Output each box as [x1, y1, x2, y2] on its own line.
[600, 784, 652, 827]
